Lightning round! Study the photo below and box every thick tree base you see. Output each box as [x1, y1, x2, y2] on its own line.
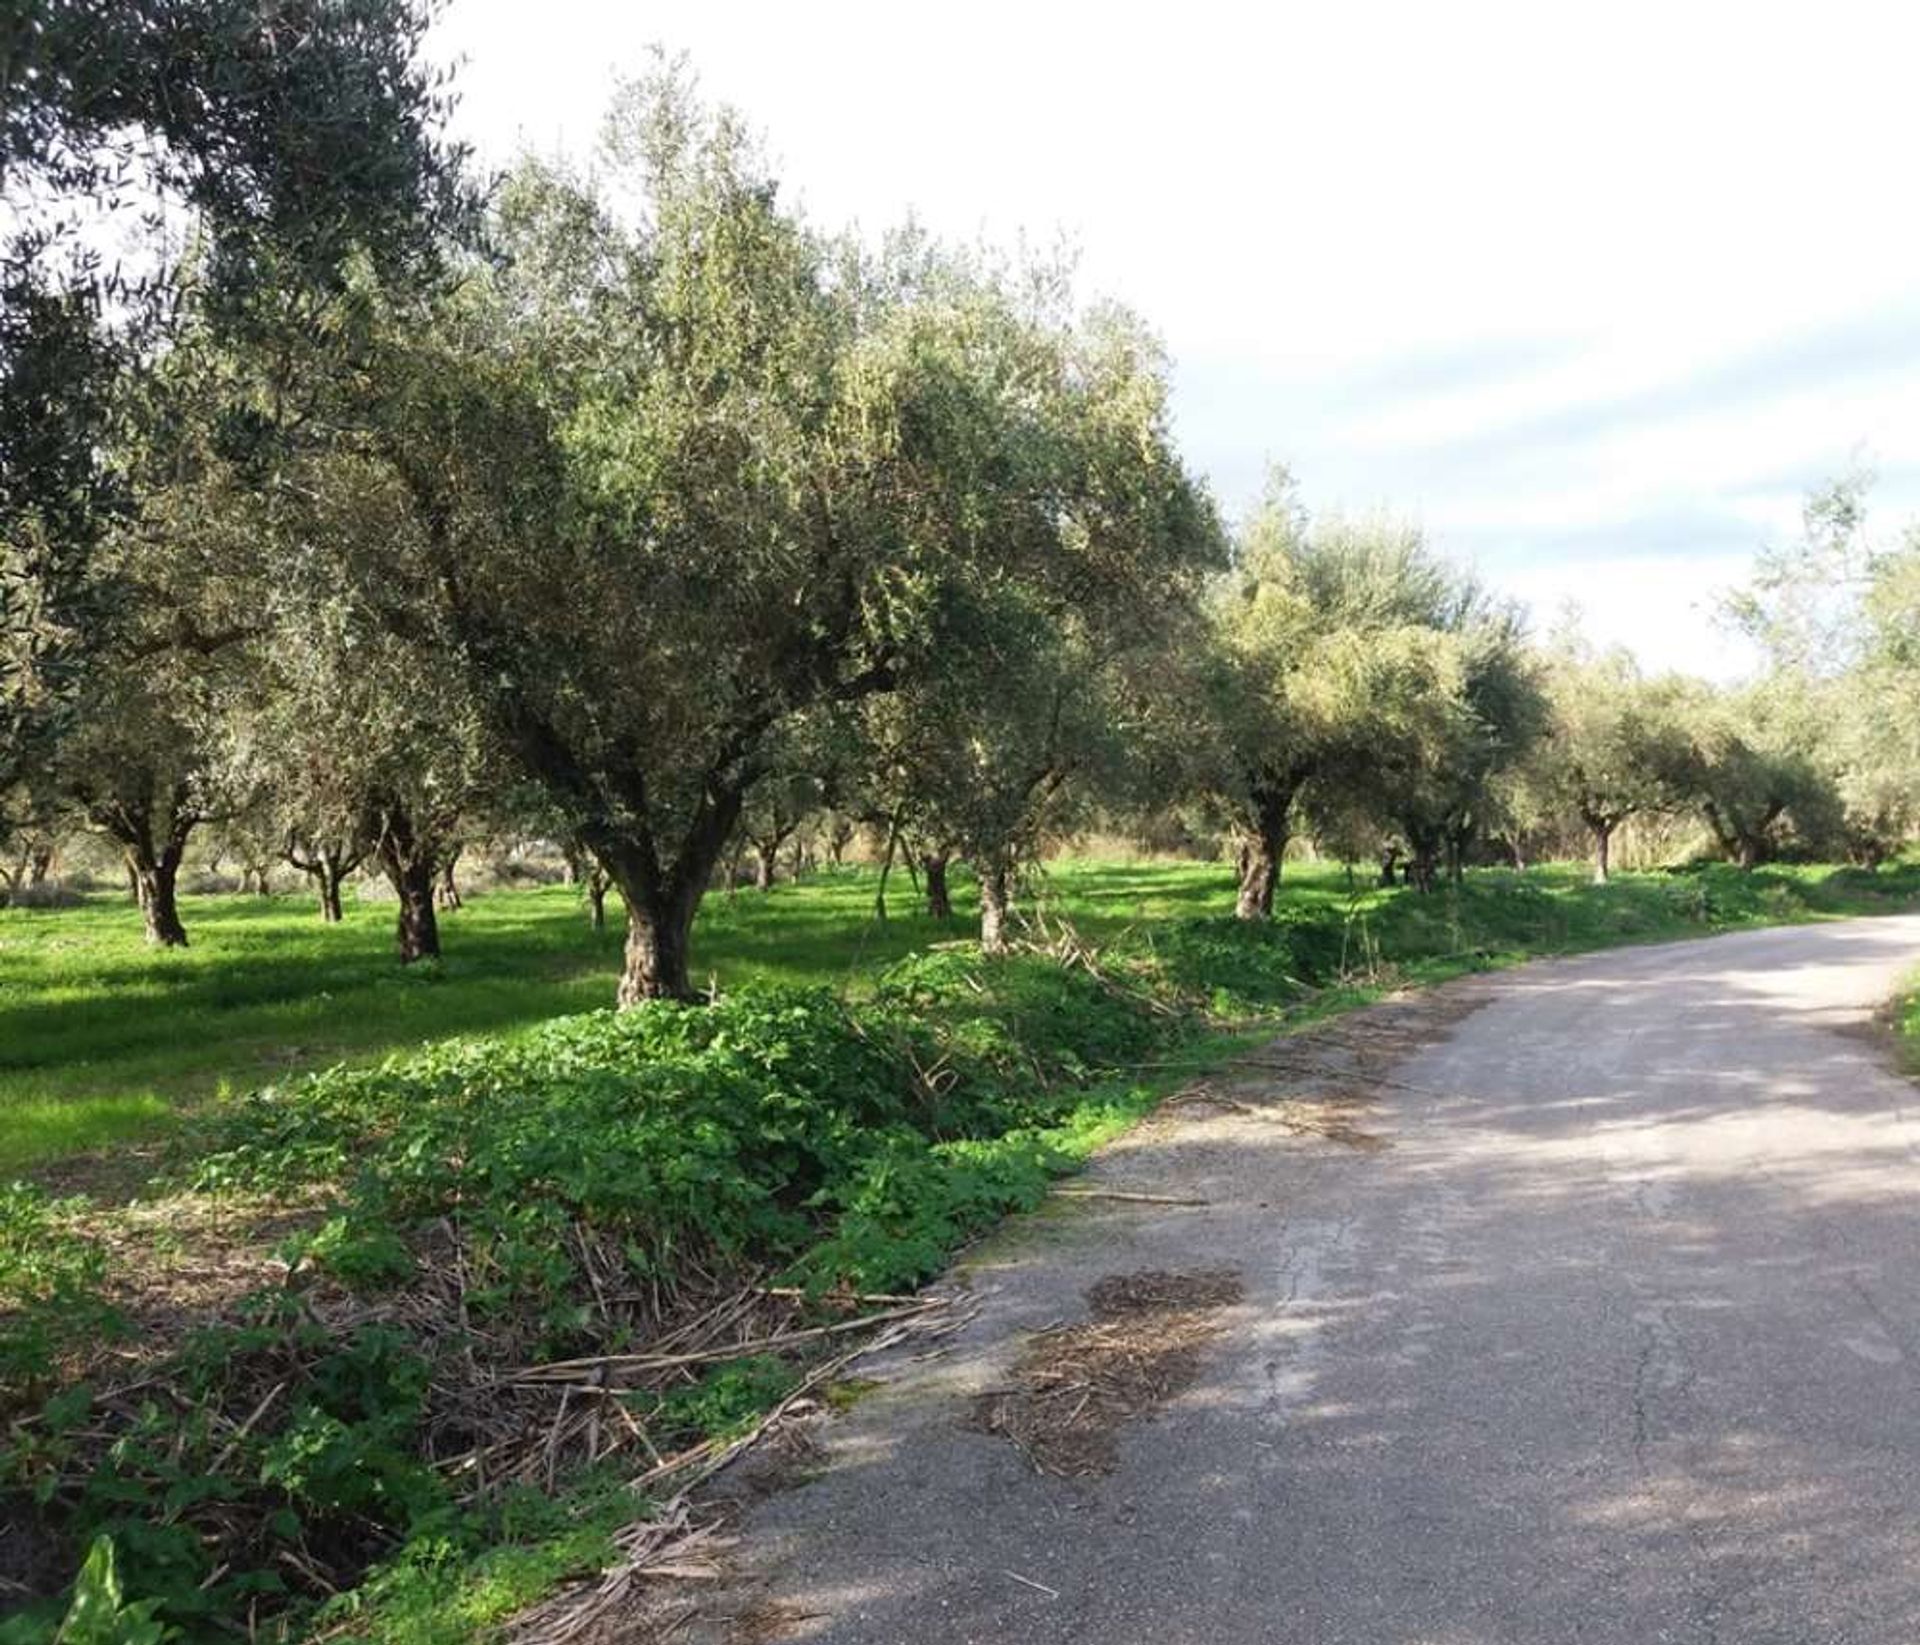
[617, 906, 697, 1004]
[977, 857, 1014, 956]
[922, 854, 952, 921]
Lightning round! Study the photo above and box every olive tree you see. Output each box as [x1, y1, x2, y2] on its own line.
[854, 294, 1217, 952]
[3, 0, 469, 807]
[325, 76, 1163, 1000]
[210, 440, 496, 957]
[1205, 484, 1501, 912]
[1661, 681, 1836, 868]
[1534, 642, 1687, 882]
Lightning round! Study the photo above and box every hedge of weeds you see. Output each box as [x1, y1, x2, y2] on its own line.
[0, 951, 1195, 1642]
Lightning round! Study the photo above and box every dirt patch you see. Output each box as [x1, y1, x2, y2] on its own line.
[1145, 980, 1495, 1152]
[1163, 1083, 1388, 1149]
[971, 1267, 1243, 1476]
[727, 1597, 823, 1644]
[84, 1191, 325, 1337]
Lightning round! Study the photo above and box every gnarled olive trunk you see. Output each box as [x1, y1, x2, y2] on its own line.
[391, 861, 439, 961]
[922, 851, 953, 920]
[1444, 823, 1472, 887]
[1234, 782, 1296, 920]
[91, 788, 196, 948]
[753, 841, 778, 891]
[976, 852, 1014, 956]
[617, 896, 696, 1003]
[130, 850, 189, 947]
[1590, 817, 1615, 885]
[371, 803, 444, 963]
[286, 837, 361, 923]
[589, 786, 745, 1005]
[1403, 822, 1444, 894]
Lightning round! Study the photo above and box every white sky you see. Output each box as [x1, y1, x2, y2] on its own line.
[433, 0, 1920, 679]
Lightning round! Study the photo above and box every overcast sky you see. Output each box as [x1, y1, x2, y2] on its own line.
[433, 0, 1920, 677]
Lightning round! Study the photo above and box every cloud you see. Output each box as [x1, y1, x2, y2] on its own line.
[1394, 303, 1920, 465]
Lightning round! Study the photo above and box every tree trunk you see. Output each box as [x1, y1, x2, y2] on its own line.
[1378, 847, 1400, 888]
[753, 842, 777, 891]
[130, 851, 189, 947]
[386, 856, 440, 962]
[617, 896, 694, 1003]
[1591, 819, 1613, 885]
[589, 783, 745, 1006]
[1404, 826, 1441, 893]
[977, 852, 1014, 956]
[373, 806, 442, 963]
[26, 845, 53, 887]
[104, 794, 195, 947]
[922, 852, 953, 920]
[587, 870, 609, 932]
[318, 860, 346, 923]
[873, 811, 902, 922]
[437, 846, 463, 910]
[1234, 785, 1294, 920]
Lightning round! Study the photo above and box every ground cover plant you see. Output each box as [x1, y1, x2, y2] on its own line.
[6, 856, 1920, 1640]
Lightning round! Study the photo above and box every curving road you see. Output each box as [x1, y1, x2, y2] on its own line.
[690, 917, 1920, 1644]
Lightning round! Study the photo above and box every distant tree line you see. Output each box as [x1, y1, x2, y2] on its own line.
[5, 14, 1916, 1001]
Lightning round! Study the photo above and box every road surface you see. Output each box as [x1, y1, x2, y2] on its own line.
[689, 917, 1920, 1644]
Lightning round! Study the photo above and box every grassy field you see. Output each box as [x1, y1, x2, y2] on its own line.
[6, 856, 1919, 1175]
[0, 862, 1213, 1172]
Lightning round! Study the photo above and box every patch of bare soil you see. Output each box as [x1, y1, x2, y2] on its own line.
[726, 1597, 825, 1644]
[83, 1191, 326, 1339]
[1162, 1083, 1389, 1149]
[971, 1267, 1243, 1477]
[1148, 979, 1495, 1152]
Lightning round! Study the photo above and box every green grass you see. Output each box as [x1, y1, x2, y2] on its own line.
[6, 857, 1920, 1175]
[0, 871, 955, 1174]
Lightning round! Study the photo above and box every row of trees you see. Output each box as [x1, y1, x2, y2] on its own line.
[6, 11, 1917, 1004]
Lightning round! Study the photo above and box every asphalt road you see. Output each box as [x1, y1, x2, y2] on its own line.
[690, 917, 1920, 1645]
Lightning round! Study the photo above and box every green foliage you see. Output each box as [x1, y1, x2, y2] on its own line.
[51, 1537, 168, 1645]
[189, 960, 1170, 1305]
[307, 1473, 640, 1645]
[648, 1357, 800, 1444]
[0, 1184, 118, 1397]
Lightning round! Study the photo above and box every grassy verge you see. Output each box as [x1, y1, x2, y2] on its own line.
[5, 857, 1919, 1640]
